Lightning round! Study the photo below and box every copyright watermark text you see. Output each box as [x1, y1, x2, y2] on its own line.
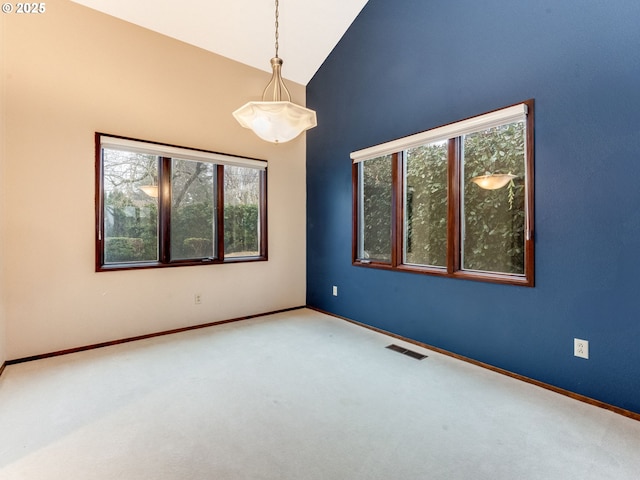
[2, 3, 46, 14]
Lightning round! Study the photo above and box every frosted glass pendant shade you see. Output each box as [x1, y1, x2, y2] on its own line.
[233, 100, 317, 143]
[471, 173, 516, 190]
[234, 57, 317, 143]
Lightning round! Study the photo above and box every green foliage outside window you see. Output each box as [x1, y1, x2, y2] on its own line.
[104, 190, 158, 263]
[360, 155, 393, 261]
[462, 122, 525, 274]
[171, 202, 214, 259]
[104, 237, 146, 263]
[405, 142, 448, 267]
[225, 204, 259, 256]
[105, 200, 259, 261]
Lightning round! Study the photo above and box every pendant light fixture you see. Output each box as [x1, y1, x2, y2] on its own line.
[138, 185, 159, 198]
[233, 0, 317, 143]
[470, 173, 516, 190]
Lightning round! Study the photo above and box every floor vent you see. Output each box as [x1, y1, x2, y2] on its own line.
[386, 344, 428, 360]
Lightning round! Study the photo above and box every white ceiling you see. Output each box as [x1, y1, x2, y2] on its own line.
[70, 0, 369, 85]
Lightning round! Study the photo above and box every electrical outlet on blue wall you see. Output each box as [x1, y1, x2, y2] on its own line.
[574, 339, 589, 360]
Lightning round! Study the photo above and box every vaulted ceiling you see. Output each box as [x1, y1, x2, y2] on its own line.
[70, 0, 369, 85]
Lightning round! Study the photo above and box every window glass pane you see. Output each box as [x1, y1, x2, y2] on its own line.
[358, 155, 393, 262]
[170, 159, 215, 260]
[224, 166, 261, 257]
[462, 121, 526, 275]
[102, 149, 159, 264]
[404, 141, 448, 267]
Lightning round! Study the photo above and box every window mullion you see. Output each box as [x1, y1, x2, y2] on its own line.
[216, 164, 225, 260]
[259, 169, 268, 258]
[447, 138, 461, 274]
[391, 152, 403, 267]
[95, 135, 105, 267]
[158, 156, 172, 264]
[524, 101, 535, 285]
[351, 162, 359, 263]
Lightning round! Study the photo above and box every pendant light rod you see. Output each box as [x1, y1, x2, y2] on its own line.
[261, 0, 290, 102]
[274, 0, 280, 58]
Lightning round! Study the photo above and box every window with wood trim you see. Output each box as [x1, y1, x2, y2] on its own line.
[96, 134, 267, 271]
[352, 100, 534, 286]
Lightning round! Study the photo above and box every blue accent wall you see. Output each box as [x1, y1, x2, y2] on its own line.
[306, 0, 640, 413]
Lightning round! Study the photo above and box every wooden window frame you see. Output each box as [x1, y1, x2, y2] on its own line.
[95, 133, 268, 272]
[352, 100, 535, 287]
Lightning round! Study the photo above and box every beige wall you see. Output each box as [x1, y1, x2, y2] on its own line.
[1, 0, 307, 359]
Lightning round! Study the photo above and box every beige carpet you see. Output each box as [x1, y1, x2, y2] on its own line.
[1, 308, 639, 479]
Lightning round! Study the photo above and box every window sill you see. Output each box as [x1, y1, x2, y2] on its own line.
[97, 256, 267, 272]
[353, 259, 533, 287]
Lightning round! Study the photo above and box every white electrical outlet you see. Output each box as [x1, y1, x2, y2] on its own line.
[194, 294, 202, 305]
[332, 286, 338, 296]
[574, 338, 589, 359]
